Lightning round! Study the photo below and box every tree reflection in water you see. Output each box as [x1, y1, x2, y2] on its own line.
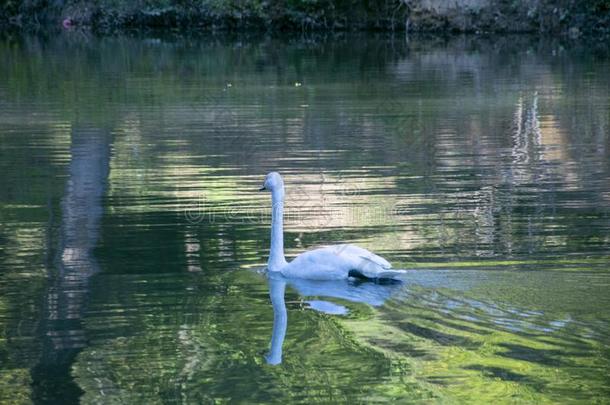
[32, 127, 110, 403]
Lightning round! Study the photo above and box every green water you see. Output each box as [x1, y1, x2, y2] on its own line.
[0, 32, 609, 404]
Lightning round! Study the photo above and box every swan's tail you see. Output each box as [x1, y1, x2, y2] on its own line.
[345, 248, 406, 280]
[349, 268, 406, 281]
[375, 269, 407, 280]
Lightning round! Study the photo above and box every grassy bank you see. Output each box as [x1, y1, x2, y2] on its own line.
[1, 0, 609, 35]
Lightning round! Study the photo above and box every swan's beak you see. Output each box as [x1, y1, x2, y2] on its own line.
[259, 186, 267, 191]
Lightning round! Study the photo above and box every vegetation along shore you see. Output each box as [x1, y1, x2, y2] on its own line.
[1, 0, 609, 36]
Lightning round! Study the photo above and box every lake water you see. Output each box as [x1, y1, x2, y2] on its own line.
[0, 32, 609, 403]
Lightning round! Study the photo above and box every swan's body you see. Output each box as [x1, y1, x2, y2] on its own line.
[282, 244, 398, 280]
[260, 172, 405, 281]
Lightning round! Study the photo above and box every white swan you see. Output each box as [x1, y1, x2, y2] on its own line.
[259, 172, 406, 281]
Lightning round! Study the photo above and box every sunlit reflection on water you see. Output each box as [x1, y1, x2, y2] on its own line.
[0, 33, 608, 403]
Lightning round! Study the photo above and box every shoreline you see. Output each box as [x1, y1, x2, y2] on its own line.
[1, 1, 608, 37]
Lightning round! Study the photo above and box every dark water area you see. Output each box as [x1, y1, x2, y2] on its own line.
[0, 32, 609, 403]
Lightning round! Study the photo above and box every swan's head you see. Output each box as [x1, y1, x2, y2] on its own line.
[259, 172, 284, 192]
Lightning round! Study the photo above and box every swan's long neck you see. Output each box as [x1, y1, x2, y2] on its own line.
[268, 187, 287, 271]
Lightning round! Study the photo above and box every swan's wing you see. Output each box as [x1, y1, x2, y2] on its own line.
[329, 245, 403, 279]
[332, 244, 392, 269]
[357, 254, 392, 269]
[286, 244, 401, 280]
[285, 248, 353, 280]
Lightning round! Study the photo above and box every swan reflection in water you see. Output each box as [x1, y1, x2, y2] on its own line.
[265, 272, 403, 365]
